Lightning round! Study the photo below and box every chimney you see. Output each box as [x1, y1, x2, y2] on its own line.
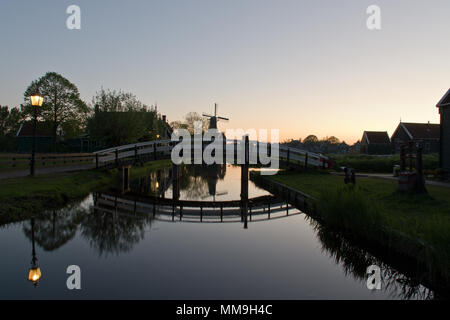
[162, 115, 167, 123]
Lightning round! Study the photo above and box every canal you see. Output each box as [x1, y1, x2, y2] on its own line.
[0, 164, 434, 299]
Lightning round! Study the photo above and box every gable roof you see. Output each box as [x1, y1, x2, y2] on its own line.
[437, 88, 450, 107]
[16, 121, 53, 137]
[363, 131, 390, 144]
[399, 122, 440, 140]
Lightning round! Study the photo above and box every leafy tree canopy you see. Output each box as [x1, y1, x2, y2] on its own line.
[23, 72, 88, 148]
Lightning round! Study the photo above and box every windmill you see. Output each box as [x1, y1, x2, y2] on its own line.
[203, 103, 229, 130]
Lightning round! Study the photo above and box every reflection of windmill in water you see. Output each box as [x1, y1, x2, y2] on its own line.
[203, 103, 229, 130]
[199, 164, 228, 201]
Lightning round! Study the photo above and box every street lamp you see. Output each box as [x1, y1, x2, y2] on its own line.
[28, 218, 42, 287]
[29, 92, 44, 176]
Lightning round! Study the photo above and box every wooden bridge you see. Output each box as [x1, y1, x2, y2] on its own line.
[92, 138, 330, 169]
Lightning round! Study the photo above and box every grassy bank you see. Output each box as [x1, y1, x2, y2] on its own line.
[329, 153, 439, 173]
[0, 160, 170, 225]
[267, 171, 450, 281]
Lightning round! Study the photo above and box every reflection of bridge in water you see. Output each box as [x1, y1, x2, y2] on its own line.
[94, 192, 301, 227]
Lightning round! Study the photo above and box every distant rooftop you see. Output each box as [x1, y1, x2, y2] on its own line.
[363, 131, 390, 144]
[437, 88, 450, 107]
[400, 122, 440, 140]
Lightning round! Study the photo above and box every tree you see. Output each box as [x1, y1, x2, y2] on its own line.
[171, 112, 209, 135]
[23, 72, 88, 151]
[87, 89, 165, 147]
[0, 106, 24, 152]
[303, 135, 319, 144]
[325, 136, 340, 144]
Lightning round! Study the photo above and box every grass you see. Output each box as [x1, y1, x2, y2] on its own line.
[329, 153, 439, 173]
[268, 170, 450, 280]
[0, 159, 171, 225]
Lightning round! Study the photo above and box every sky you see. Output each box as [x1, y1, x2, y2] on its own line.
[1, 0, 449, 144]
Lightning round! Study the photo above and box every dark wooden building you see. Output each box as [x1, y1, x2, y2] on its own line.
[391, 122, 440, 154]
[360, 131, 391, 154]
[16, 121, 53, 153]
[437, 88, 450, 170]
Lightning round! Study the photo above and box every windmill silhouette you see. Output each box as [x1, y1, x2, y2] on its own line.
[203, 103, 229, 130]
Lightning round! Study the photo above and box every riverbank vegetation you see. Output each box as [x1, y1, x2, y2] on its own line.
[267, 170, 450, 283]
[0, 160, 170, 225]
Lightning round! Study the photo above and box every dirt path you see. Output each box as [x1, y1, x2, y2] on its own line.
[0, 164, 95, 180]
[331, 172, 450, 188]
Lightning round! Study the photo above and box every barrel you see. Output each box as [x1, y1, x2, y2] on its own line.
[398, 171, 417, 192]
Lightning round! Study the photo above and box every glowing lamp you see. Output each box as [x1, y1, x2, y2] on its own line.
[28, 267, 42, 285]
[30, 94, 44, 107]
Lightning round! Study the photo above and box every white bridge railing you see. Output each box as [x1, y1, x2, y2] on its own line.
[93, 139, 329, 168]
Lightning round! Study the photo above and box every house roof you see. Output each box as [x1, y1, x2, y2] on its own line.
[363, 131, 390, 144]
[16, 121, 53, 137]
[399, 122, 440, 140]
[437, 88, 450, 107]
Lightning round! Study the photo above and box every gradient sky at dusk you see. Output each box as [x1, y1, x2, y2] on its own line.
[1, 0, 449, 143]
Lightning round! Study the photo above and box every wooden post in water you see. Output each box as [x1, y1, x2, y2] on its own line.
[223, 134, 227, 165]
[121, 165, 131, 194]
[234, 139, 238, 164]
[241, 135, 249, 229]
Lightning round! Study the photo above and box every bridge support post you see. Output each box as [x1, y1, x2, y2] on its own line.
[121, 165, 130, 194]
[172, 164, 180, 201]
[234, 139, 238, 164]
[241, 135, 249, 229]
[223, 135, 226, 165]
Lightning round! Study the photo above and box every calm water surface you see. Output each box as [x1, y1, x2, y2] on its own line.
[0, 165, 434, 299]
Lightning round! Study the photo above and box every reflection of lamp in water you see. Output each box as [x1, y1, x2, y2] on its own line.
[28, 218, 42, 287]
[155, 181, 159, 189]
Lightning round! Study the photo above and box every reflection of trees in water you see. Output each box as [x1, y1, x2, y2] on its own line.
[308, 217, 435, 300]
[22, 204, 84, 251]
[80, 208, 155, 258]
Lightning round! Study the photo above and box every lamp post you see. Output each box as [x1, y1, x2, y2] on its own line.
[28, 218, 42, 287]
[30, 92, 44, 176]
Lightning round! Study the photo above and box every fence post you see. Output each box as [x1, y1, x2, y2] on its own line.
[304, 153, 308, 169]
[115, 149, 119, 166]
[96, 153, 99, 169]
[153, 142, 157, 160]
[134, 145, 138, 163]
